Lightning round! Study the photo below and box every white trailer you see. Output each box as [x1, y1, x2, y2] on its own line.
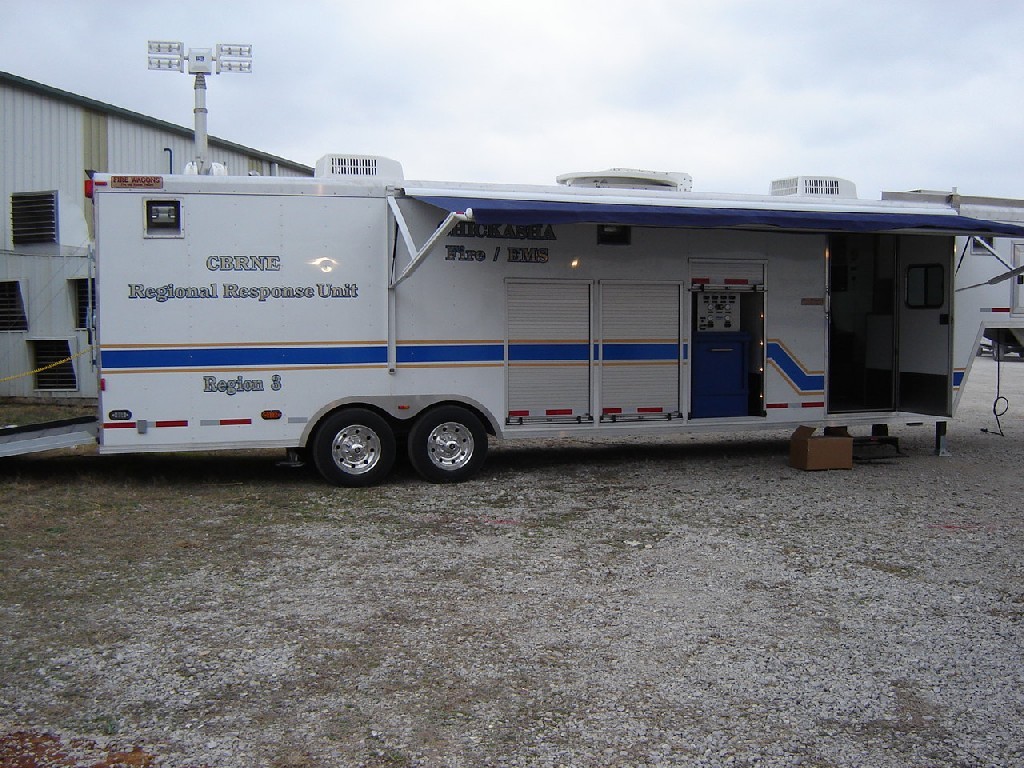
[12, 158, 1024, 485]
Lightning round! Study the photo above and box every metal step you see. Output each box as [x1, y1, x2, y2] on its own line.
[0, 416, 98, 457]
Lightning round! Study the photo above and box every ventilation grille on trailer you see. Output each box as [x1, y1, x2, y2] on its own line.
[314, 154, 404, 182]
[556, 168, 693, 192]
[770, 176, 857, 199]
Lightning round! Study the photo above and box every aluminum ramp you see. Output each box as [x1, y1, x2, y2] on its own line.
[0, 416, 98, 457]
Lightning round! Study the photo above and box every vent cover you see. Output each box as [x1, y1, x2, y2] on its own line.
[11, 191, 59, 245]
[31, 339, 77, 390]
[71, 278, 95, 330]
[557, 168, 693, 192]
[770, 176, 857, 199]
[314, 154, 404, 182]
[0, 281, 29, 331]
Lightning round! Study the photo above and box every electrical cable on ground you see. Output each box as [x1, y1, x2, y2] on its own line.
[981, 348, 1008, 437]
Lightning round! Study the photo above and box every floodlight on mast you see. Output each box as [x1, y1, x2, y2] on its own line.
[146, 41, 253, 174]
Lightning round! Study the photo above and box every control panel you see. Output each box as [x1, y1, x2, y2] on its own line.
[696, 293, 740, 332]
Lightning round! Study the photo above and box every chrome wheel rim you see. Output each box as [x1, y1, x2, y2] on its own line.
[426, 421, 474, 470]
[332, 424, 382, 475]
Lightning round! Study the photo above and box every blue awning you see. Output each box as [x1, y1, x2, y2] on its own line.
[412, 195, 1024, 237]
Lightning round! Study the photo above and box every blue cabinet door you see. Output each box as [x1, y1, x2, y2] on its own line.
[692, 332, 749, 417]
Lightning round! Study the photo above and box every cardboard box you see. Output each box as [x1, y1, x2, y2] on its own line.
[789, 425, 853, 470]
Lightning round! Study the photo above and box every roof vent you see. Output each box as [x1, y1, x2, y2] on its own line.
[557, 168, 692, 192]
[770, 175, 857, 199]
[315, 154, 404, 182]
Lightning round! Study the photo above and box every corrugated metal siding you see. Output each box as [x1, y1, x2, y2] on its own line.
[1, 74, 312, 398]
[82, 111, 107, 240]
[0, 253, 91, 398]
[106, 115, 198, 174]
[1, 82, 92, 399]
[2, 85, 84, 228]
[82, 110, 109, 171]
[104, 115, 309, 176]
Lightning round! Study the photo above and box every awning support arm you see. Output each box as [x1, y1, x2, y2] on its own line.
[387, 195, 473, 288]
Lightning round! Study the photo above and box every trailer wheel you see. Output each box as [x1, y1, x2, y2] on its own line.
[312, 409, 396, 487]
[408, 406, 487, 483]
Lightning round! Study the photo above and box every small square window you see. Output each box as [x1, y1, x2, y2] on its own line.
[145, 199, 182, 237]
[906, 264, 944, 309]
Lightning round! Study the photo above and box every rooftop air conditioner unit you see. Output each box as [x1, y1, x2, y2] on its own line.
[770, 176, 857, 199]
[314, 154, 404, 182]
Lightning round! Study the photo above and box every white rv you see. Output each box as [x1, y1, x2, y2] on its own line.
[5, 157, 1024, 485]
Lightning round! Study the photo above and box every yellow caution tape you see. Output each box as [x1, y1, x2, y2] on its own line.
[0, 346, 95, 384]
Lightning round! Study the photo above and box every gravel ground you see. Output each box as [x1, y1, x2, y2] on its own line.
[2, 356, 1023, 767]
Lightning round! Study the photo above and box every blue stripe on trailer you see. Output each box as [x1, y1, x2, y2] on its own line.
[397, 343, 504, 363]
[508, 343, 590, 362]
[600, 343, 680, 361]
[766, 342, 825, 392]
[102, 340, 686, 370]
[102, 345, 388, 369]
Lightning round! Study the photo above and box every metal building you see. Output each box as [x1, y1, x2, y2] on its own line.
[0, 70, 312, 400]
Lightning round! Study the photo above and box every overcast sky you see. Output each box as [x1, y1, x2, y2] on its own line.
[2, 0, 1023, 199]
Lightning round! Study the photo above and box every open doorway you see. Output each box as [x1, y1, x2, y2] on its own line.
[827, 233, 951, 416]
[689, 261, 766, 419]
[827, 234, 896, 412]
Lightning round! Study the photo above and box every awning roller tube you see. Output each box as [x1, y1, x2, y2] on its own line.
[409, 194, 1024, 237]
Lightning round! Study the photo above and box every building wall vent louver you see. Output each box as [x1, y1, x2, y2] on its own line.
[770, 176, 857, 199]
[0, 281, 29, 331]
[11, 191, 59, 245]
[31, 339, 77, 391]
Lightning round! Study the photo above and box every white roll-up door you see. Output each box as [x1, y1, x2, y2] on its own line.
[506, 281, 592, 422]
[599, 283, 680, 418]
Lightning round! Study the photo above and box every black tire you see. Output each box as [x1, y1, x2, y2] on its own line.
[312, 408, 396, 487]
[407, 406, 488, 484]
[992, 342, 1006, 362]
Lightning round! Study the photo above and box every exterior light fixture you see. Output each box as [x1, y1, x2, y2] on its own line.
[147, 40, 253, 174]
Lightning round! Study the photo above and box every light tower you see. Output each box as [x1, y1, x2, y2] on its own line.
[147, 42, 253, 174]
